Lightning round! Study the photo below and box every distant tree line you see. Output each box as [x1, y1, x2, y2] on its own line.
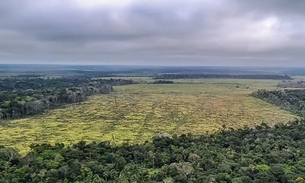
[0, 77, 132, 91]
[0, 77, 133, 120]
[277, 80, 305, 88]
[152, 80, 174, 84]
[16, 74, 43, 78]
[1, 120, 305, 182]
[252, 89, 305, 117]
[154, 74, 292, 80]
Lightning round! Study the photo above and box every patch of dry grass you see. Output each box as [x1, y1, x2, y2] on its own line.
[0, 79, 297, 154]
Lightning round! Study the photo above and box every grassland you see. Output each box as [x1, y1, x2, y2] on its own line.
[0, 79, 297, 154]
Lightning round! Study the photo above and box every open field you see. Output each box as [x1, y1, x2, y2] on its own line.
[0, 79, 298, 154]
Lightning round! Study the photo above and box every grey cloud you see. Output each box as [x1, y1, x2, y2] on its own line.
[0, 0, 305, 66]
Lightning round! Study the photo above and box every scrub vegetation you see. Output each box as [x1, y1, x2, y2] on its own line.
[0, 79, 297, 154]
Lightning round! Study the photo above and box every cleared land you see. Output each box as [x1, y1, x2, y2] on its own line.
[0, 79, 297, 154]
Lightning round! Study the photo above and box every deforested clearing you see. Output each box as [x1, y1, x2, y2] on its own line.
[0, 79, 297, 154]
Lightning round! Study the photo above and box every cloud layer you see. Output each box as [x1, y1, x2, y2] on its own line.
[0, 0, 305, 66]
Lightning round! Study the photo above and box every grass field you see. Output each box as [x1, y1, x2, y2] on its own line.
[0, 79, 297, 154]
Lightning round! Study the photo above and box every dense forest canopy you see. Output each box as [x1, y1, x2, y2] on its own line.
[1, 120, 305, 182]
[152, 80, 174, 84]
[252, 89, 305, 117]
[277, 81, 305, 88]
[154, 74, 292, 80]
[0, 77, 133, 120]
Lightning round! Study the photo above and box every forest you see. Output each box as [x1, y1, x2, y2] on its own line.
[152, 80, 174, 84]
[0, 77, 133, 120]
[154, 74, 292, 80]
[252, 89, 305, 117]
[1, 120, 305, 182]
[277, 81, 305, 88]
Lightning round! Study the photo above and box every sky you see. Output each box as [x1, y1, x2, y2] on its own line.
[0, 0, 305, 66]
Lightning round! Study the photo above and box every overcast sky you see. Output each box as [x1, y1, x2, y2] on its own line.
[0, 0, 305, 66]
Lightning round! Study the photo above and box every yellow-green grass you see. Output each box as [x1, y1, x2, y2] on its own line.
[0, 79, 298, 154]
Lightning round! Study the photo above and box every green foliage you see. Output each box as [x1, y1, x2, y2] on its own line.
[252, 89, 305, 117]
[152, 80, 174, 84]
[0, 77, 132, 120]
[155, 73, 292, 80]
[0, 120, 305, 182]
[256, 164, 270, 172]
